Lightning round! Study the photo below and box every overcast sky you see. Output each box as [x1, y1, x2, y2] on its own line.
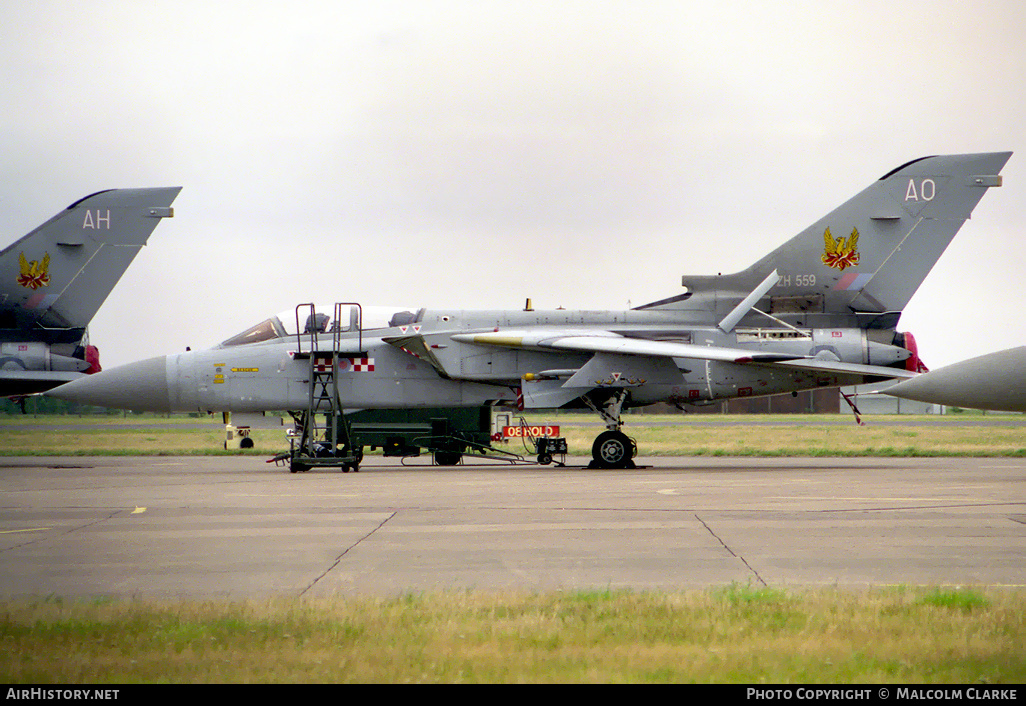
[2, 0, 1025, 370]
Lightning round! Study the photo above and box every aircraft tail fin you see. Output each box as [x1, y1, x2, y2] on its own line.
[638, 152, 1010, 318]
[0, 187, 181, 331]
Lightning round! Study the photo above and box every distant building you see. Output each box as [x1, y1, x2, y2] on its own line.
[637, 384, 940, 415]
[638, 388, 839, 415]
[840, 382, 942, 415]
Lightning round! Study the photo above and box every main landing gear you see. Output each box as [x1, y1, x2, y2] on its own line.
[584, 390, 638, 469]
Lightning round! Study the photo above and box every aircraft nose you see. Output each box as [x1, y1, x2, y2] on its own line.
[47, 355, 171, 412]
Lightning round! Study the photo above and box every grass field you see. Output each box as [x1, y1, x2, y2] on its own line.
[2, 413, 1025, 457]
[3, 414, 1024, 683]
[2, 586, 1023, 683]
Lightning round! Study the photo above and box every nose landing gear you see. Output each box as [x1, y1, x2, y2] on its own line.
[584, 390, 638, 469]
[591, 429, 637, 469]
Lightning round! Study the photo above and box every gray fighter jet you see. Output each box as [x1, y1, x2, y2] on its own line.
[49, 153, 1010, 467]
[881, 346, 1026, 412]
[1, 187, 181, 396]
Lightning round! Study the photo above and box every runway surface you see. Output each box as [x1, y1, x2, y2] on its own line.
[1, 455, 1023, 598]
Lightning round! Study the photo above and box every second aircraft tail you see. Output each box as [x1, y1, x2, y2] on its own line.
[0, 187, 182, 331]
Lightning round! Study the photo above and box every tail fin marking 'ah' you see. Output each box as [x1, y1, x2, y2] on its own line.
[0, 187, 182, 331]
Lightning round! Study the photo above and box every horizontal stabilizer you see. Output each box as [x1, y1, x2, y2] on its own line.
[763, 358, 916, 380]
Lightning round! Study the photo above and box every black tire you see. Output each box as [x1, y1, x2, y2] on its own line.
[591, 430, 632, 469]
[239, 437, 254, 449]
[434, 450, 462, 466]
[290, 461, 310, 474]
[538, 453, 552, 465]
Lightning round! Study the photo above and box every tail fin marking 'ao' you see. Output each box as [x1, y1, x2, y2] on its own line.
[639, 152, 1011, 317]
[0, 187, 182, 331]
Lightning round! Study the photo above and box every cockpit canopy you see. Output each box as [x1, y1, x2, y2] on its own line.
[218, 305, 423, 348]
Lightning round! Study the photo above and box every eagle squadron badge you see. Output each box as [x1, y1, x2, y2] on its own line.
[17, 252, 51, 290]
[821, 227, 859, 271]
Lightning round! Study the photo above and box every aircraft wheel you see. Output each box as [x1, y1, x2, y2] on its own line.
[434, 450, 462, 466]
[592, 430, 632, 469]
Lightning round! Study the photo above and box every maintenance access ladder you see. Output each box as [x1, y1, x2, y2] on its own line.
[289, 302, 364, 471]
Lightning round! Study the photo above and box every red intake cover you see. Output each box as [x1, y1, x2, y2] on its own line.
[901, 332, 929, 373]
[85, 345, 102, 374]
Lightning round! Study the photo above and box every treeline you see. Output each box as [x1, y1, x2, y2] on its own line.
[0, 396, 134, 415]
[0, 397, 204, 416]
[0, 398, 263, 418]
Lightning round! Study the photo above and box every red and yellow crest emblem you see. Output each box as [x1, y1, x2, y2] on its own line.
[822, 227, 859, 271]
[17, 252, 51, 290]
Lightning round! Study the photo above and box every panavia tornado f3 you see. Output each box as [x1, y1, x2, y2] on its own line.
[49, 153, 1010, 468]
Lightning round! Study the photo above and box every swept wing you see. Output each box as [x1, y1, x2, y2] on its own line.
[450, 330, 917, 380]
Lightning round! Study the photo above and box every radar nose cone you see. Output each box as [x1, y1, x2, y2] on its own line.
[881, 346, 1026, 412]
[47, 355, 170, 412]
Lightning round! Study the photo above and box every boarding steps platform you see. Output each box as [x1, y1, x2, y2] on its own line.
[285, 303, 365, 473]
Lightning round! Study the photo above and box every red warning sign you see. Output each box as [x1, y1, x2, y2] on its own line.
[502, 425, 560, 438]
